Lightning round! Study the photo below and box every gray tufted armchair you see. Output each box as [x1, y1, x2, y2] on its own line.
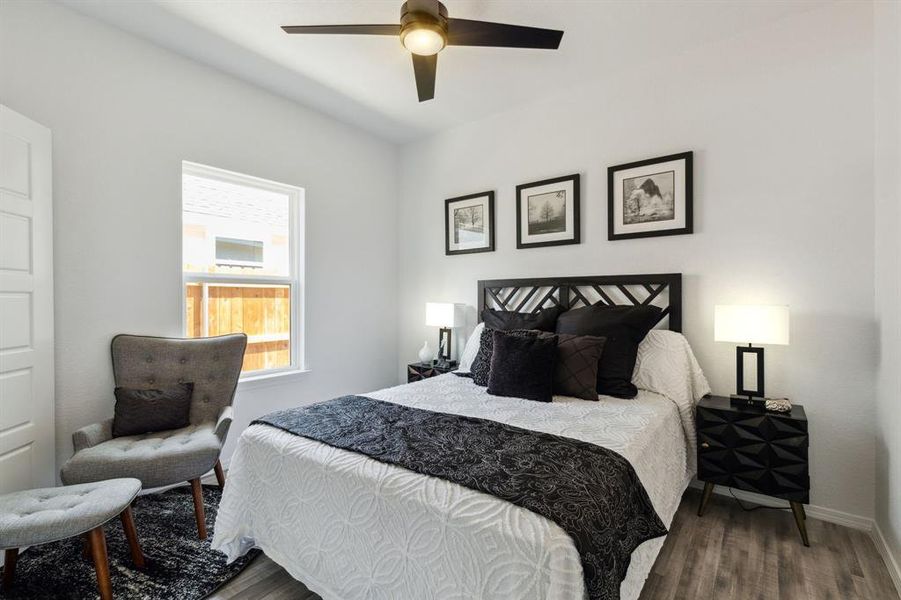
[60, 334, 247, 539]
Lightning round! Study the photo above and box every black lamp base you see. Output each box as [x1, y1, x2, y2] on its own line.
[437, 327, 452, 366]
[732, 344, 767, 411]
[736, 344, 765, 394]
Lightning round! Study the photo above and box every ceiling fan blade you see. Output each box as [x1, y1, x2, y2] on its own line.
[282, 24, 400, 36]
[412, 53, 437, 102]
[446, 18, 563, 49]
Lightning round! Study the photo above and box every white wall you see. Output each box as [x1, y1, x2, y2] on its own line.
[874, 0, 901, 577]
[0, 0, 889, 529]
[398, 2, 877, 518]
[0, 0, 400, 469]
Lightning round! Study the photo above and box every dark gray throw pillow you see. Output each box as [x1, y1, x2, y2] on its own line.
[470, 327, 553, 386]
[487, 330, 558, 402]
[555, 334, 606, 401]
[112, 382, 194, 438]
[480, 306, 563, 332]
[556, 304, 662, 398]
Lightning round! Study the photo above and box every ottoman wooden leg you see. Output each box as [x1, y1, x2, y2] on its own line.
[2, 548, 18, 590]
[120, 506, 145, 568]
[190, 479, 207, 540]
[82, 535, 92, 559]
[214, 460, 226, 489]
[87, 527, 113, 600]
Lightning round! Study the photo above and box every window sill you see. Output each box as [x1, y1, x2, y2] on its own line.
[237, 368, 310, 392]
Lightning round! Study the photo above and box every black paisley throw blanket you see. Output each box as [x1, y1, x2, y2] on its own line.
[253, 395, 667, 600]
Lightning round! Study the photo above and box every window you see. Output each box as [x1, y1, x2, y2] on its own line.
[215, 237, 264, 268]
[182, 162, 304, 376]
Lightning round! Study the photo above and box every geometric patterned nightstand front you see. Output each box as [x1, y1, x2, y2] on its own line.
[696, 395, 810, 546]
[407, 362, 457, 383]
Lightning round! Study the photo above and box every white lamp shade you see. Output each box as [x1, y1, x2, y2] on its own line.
[426, 302, 459, 328]
[714, 305, 790, 345]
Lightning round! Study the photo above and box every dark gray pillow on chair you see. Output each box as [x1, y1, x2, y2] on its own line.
[112, 382, 194, 437]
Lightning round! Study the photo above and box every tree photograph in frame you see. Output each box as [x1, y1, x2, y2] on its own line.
[516, 174, 580, 249]
[608, 151, 693, 240]
[445, 191, 495, 255]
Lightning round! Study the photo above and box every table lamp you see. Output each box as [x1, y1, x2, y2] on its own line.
[714, 304, 790, 409]
[426, 302, 459, 367]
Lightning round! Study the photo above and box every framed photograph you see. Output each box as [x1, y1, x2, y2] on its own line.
[445, 191, 495, 255]
[608, 151, 693, 240]
[516, 174, 580, 249]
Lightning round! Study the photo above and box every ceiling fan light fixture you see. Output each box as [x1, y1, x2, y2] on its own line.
[282, 0, 564, 102]
[401, 23, 446, 56]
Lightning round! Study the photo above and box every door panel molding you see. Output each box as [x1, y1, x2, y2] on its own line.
[0, 104, 54, 491]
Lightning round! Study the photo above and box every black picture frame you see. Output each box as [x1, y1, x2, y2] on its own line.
[515, 173, 580, 249]
[445, 191, 495, 256]
[607, 151, 693, 241]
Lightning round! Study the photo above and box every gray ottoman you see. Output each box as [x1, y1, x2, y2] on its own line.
[0, 478, 144, 600]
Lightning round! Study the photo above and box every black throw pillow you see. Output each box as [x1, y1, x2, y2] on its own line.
[487, 330, 558, 402]
[481, 306, 563, 332]
[556, 304, 662, 398]
[470, 327, 553, 386]
[555, 334, 606, 400]
[112, 382, 194, 437]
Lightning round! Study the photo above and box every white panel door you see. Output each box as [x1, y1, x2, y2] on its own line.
[0, 105, 54, 494]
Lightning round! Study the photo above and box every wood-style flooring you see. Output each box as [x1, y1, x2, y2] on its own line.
[211, 488, 899, 600]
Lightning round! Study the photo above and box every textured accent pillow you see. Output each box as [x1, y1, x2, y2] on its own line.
[456, 323, 485, 373]
[481, 306, 563, 332]
[556, 304, 662, 398]
[112, 383, 194, 438]
[555, 334, 606, 400]
[487, 330, 559, 402]
[470, 327, 553, 386]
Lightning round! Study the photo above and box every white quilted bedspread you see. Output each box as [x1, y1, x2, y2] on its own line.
[213, 331, 709, 600]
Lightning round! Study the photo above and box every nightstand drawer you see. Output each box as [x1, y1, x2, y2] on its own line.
[407, 362, 456, 383]
[697, 401, 809, 503]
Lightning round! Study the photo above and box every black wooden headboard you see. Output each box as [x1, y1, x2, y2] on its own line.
[477, 273, 682, 332]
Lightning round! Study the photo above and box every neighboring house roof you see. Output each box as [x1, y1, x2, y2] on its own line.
[183, 173, 289, 226]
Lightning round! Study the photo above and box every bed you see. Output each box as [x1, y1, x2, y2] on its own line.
[212, 274, 710, 600]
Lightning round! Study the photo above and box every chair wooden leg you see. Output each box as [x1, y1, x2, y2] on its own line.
[190, 478, 207, 540]
[214, 459, 226, 489]
[87, 526, 113, 600]
[120, 506, 146, 568]
[2, 548, 18, 590]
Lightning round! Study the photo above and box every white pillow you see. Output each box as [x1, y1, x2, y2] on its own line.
[632, 330, 710, 409]
[457, 322, 484, 373]
[632, 330, 711, 474]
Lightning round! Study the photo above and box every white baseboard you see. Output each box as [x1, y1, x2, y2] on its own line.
[873, 519, 901, 597]
[687, 480, 871, 530]
[688, 481, 901, 596]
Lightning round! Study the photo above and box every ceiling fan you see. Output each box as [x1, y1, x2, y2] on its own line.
[282, 0, 564, 102]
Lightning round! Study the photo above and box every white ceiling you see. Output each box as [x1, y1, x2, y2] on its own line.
[60, 0, 827, 143]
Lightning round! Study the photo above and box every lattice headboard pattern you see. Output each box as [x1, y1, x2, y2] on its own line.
[477, 274, 682, 332]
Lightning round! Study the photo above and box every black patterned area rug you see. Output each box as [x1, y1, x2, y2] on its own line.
[0, 484, 259, 599]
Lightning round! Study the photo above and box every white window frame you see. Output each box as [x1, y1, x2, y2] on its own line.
[181, 161, 305, 381]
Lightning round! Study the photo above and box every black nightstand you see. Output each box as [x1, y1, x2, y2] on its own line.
[407, 361, 457, 383]
[696, 395, 810, 546]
